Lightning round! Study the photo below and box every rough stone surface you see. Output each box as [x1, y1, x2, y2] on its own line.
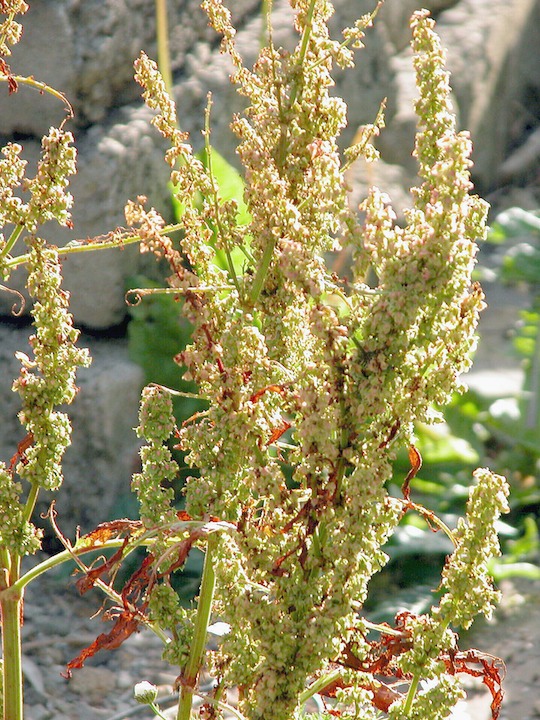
[0, 0, 260, 134]
[378, 0, 459, 52]
[0, 105, 173, 328]
[436, 0, 540, 192]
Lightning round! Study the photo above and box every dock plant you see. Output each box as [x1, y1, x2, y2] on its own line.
[0, 1, 509, 719]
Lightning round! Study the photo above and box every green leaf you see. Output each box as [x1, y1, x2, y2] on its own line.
[488, 207, 540, 242]
[415, 421, 479, 465]
[198, 147, 250, 227]
[488, 560, 540, 581]
[126, 274, 201, 422]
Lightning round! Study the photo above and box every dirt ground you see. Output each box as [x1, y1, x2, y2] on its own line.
[452, 578, 540, 720]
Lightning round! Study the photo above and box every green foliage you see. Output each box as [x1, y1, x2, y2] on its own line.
[127, 274, 201, 422]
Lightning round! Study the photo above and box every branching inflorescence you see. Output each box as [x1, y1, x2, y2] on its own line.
[0, 2, 509, 719]
[125, 3, 509, 719]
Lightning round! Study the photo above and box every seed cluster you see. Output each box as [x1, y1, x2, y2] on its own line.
[128, 4, 508, 718]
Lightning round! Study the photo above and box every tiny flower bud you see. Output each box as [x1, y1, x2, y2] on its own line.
[133, 681, 158, 705]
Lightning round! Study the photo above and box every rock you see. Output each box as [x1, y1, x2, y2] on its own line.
[0, 106, 172, 328]
[68, 667, 117, 705]
[0, 0, 261, 135]
[379, 0, 459, 52]
[375, 49, 423, 173]
[436, 0, 540, 192]
[497, 126, 540, 184]
[6, 0, 538, 329]
[347, 156, 416, 223]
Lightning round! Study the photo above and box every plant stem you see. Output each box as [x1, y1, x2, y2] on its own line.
[403, 673, 420, 716]
[22, 482, 39, 525]
[203, 100, 241, 294]
[176, 533, 218, 720]
[3, 223, 183, 272]
[248, 0, 317, 306]
[9, 539, 124, 595]
[155, 0, 173, 98]
[0, 224, 24, 263]
[1, 556, 23, 720]
[0, 75, 73, 119]
[298, 668, 342, 704]
[290, 0, 317, 108]
[248, 234, 276, 305]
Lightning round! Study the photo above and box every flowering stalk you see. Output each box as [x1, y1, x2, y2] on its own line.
[0, 2, 510, 719]
[0, 239, 89, 720]
[0, 10, 89, 715]
[176, 533, 217, 720]
[127, 3, 509, 719]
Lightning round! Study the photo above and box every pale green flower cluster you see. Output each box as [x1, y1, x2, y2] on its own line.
[1, 120, 87, 497]
[0, 144, 27, 248]
[12, 241, 90, 490]
[132, 385, 179, 528]
[148, 583, 195, 669]
[0, 0, 28, 56]
[0, 465, 41, 556]
[388, 675, 465, 720]
[132, 2, 508, 719]
[394, 612, 457, 680]
[0, 129, 76, 245]
[133, 680, 158, 705]
[389, 466, 509, 716]
[24, 128, 77, 232]
[438, 467, 510, 629]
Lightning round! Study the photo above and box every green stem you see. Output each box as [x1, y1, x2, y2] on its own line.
[0, 224, 24, 264]
[290, 0, 317, 108]
[298, 668, 342, 704]
[155, 0, 174, 99]
[203, 101, 240, 294]
[248, 234, 276, 305]
[149, 701, 171, 720]
[406, 500, 457, 548]
[176, 533, 218, 720]
[403, 673, 420, 716]
[22, 482, 39, 525]
[3, 223, 183, 272]
[8, 539, 123, 596]
[0, 74, 73, 119]
[260, 0, 272, 48]
[1, 557, 23, 720]
[248, 0, 317, 306]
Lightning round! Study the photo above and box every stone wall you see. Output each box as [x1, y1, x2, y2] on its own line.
[1, 0, 539, 533]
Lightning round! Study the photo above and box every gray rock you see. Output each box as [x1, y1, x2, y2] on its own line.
[436, 0, 540, 191]
[0, 105, 172, 328]
[0, 0, 261, 135]
[68, 666, 117, 705]
[379, 0, 459, 52]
